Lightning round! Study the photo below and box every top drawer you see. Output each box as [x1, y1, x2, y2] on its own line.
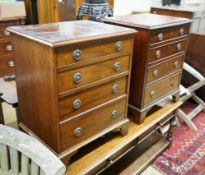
[150, 24, 189, 45]
[56, 37, 133, 69]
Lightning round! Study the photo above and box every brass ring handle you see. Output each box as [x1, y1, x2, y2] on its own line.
[113, 61, 121, 71]
[111, 110, 118, 119]
[153, 69, 159, 78]
[156, 50, 161, 59]
[73, 127, 82, 137]
[6, 45, 12, 51]
[179, 28, 184, 35]
[115, 41, 123, 51]
[150, 91, 156, 98]
[8, 61, 14, 67]
[4, 30, 10, 36]
[73, 99, 81, 110]
[73, 73, 82, 83]
[73, 49, 81, 61]
[112, 84, 119, 93]
[157, 33, 163, 41]
[177, 43, 182, 51]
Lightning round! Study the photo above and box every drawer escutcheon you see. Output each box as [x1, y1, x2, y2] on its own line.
[157, 33, 163, 41]
[73, 99, 81, 110]
[150, 91, 156, 98]
[73, 49, 81, 61]
[112, 84, 119, 93]
[73, 73, 82, 83]
[153, 69, 159, 78]
[8, 61, 15, 67]
[113, 61, 121, 71]
[4, 30, 10, 36]
[115, 41, 123, 51]
[174, 61, 179, 69]
[111, 110, 119, 119]
[179, 28, 184, 35]
[156, 50, 161, 59]
[6, 45, 13, 51]
[177, 43, 182, 51]
[170, 80, 176, 87]
[73, 127, 82, 137]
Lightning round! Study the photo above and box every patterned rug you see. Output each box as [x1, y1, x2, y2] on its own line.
[153, 104, 205, 175]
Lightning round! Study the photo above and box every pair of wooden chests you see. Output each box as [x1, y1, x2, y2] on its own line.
[8, 13, 191, 165]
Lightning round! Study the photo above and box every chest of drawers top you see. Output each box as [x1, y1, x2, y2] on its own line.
[103, 13, 192, 30]
[8, 20, 136, 47]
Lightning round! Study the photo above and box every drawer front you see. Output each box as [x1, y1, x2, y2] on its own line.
[0, 41, 13, 56]
[0, 55, 14, 76]
[58, 55, 130, 93]
[148, 39, 187, 63]
[150, 25, 189, 45]
[143, 74, 180, 106]
[60, 98, 127, 150]
[59, 77, 128, 120]
[146, 54, 184, 84]
[56, 37, 132, 69]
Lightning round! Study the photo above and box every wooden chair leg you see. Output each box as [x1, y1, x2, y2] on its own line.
[0, 101, 5, 125]
[13, 105, 20, 125]
[0, 93, 5, 125]
[177, 109, 197, 131]
[172, 92, 180, 102]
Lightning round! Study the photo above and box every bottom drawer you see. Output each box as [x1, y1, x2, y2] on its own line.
[0, 55, 14, 76]
[143, 73, 181, 106]
[60, 97, 127, 151]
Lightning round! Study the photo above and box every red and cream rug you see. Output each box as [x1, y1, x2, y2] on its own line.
[153, 104, 205, 175]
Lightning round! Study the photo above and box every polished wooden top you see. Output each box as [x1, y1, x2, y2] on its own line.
[104, 13, 192, 30]
[7, 20, 136, 47]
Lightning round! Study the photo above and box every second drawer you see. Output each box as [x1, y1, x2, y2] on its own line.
[146, 54, 184, 84]
[58, 55, 130, 93]
[143, 73, 181, 106]
[59, 76, 128, 120]
[148, 39, 187, 63]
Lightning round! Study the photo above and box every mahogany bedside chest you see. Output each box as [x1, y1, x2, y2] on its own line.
[0, 17, 25, 77]
[104, 13, 192, 124]
[8, 21, 136, 165]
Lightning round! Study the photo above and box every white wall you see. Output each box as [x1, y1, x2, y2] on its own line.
[113, 0, 151, 16]
[113, 0, 162, 16]
[151, 0, 162, 6]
